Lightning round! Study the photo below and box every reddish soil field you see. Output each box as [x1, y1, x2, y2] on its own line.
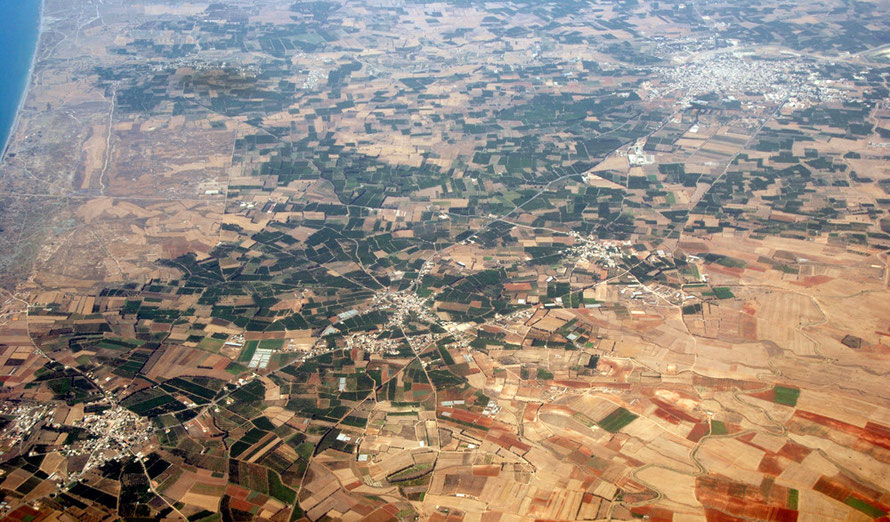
[523, 402, 542, 422]
[688, 422, 710, 442]
[225, 483, 250, 499]
[650, 397, 701, 423]
[229, 497, 256, 512]
[485, 429, 531, 452]
[791, 275, 833, 288]
[696, 475, 798, 521]
[757, 454, 785, 476]
[794, 410, 890, 451]
[748, 389, 776, 402]
[631, 506, 675, 521]
[472, 465, 501, 477]
[361, 505, 401, 522]
[777, 441, 812, 463]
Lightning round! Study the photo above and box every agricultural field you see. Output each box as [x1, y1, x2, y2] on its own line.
[0, 0, 889, 520]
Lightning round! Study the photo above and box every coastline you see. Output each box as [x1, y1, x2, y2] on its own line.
[0, 0, 45, 162]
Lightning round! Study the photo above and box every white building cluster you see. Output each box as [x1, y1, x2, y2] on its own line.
[650, 52, 846, 106]
[63, 406, 152, 475]
[565, 233, 625, 268]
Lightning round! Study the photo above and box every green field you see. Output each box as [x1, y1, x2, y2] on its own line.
[536, 368, 554, 380]
[716, 256, 747, 268]
[196, 337, 224, 353]
[774, 386, 800, 407]
[681, 264, 700, 280]
[127, 394, 178, 415]
[225, 361, 248, 375]
[844, 496, 886, 518]
[713, 287, 735, 299]
[267, 469, 296, 504]
[787, 489, 799, 510]
[238, 340, 259, 362]
[258, 338, 285, 350]
[438, 346, 455, 365]
[682, 303, 703, 315]
[598, 407, 638, 433]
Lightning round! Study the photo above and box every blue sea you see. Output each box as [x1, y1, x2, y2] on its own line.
[0, 0, 41, 156]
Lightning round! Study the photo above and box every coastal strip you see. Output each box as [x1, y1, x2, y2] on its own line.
[0, 0, 44, 161]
